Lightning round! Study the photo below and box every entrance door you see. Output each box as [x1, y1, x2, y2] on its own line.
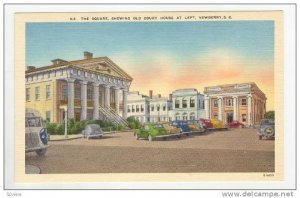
[226, 112, 233, 123]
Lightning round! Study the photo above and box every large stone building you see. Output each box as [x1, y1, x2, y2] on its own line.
[171, 88, 205, 121]
[25, 52, 132, 125]
[204, 83, 267, 126]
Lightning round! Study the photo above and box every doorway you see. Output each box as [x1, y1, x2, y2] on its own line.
[226, 112, 233, 123]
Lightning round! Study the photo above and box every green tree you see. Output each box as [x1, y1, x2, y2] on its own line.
[264, 111, 275, 120]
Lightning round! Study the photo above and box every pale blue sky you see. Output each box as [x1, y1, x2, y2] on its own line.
[26, 21, 274, 67]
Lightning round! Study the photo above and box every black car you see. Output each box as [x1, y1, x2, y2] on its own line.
[257, 119, 275, 140]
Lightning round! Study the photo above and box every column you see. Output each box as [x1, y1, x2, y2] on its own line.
[80, 81, 88, 121]
[122, 89, 128, 118]
[233, 97, 237, 121]
[247, 95, 252, 127]
[114, 87, 120, 114]
[104, 85, 110, 108]
[204, 96, 210, 119]
[93, 83, 100, 120]
[67, 78, 75, 119]
[218, 97, 223, 121]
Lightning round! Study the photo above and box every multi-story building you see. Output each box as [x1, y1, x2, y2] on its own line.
[148, 91, 173, 122]
[204, 82, 267, 126]
[25, 51, 133, 125]
[171, 88, 205, 121]
[118, 91, 150, 123]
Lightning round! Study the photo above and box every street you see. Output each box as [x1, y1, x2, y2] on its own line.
[25, 128, 274, 173]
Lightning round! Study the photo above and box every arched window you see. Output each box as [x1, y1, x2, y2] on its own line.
[175, 113, 180, 121]
[182, 113, 188, 121]
[190, 112, 196, 120]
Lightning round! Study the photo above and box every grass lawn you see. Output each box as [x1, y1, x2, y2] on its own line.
[49, 134, 83, 140]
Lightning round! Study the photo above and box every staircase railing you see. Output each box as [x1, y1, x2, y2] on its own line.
[99, 105, 128, 127]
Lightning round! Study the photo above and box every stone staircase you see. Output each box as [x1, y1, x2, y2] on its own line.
[99, 105, 128, 127]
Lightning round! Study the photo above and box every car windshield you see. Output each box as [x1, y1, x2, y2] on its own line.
[261, 119, 275, 125]
[26, 117, 43, 127]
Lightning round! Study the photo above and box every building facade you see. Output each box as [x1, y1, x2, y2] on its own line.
[149, 94, 172, 123]
[25, 52, 133, 124]
[204, 83, 267, 126]
[118, 91, 150, 123]
[171, 88, 205, 121]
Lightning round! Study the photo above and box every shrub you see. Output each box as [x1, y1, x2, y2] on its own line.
[127, 116, 141, 129]
[45, 122, 57, 135]
[55, 124, 64, 135]
[70, 122, 84, 134]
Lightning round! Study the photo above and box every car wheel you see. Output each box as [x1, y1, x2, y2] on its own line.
[264, 127, 275, 137]
[36, 148, 47, 156]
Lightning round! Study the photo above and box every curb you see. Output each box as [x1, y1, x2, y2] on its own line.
[49, 136, 83, 141]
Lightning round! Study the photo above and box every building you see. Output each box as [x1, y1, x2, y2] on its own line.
[25, 51, 133, 125]
[171, 88, 205, 121]
[204, 83, 267, 126]
[148, 91, 173, 122]
[118, 91, 150, 123]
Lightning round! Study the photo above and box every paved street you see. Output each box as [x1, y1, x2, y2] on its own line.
[25, 128, 274, 173]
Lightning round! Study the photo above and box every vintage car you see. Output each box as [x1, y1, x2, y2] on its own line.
[258, 119, 275, 140]
[227, 120, 245, 128]
[160, 122, 182, 134]
[25, 109, 48, 156]
[210, 118, 228, 129]
[188, 120, 206, 132]
[199, 118, 213, 129]
[135, 123, 168, 141]
[171, 120, 190, 133]
[82, 124, 103, 139]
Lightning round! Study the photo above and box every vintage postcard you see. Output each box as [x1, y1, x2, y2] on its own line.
[5, 6, 295, 190]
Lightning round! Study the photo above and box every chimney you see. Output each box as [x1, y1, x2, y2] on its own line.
[169, 94, 172, 101]
[84, 51, 93, 59]
[158, 94, 161, 98]
[26, 66, 36, 71]
[149, 90, 153, 99]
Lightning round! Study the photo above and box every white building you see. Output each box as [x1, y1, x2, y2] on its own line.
[118, 91, 150, 123]
[171, 88, 205, 121]
[149, 93, 172, 123]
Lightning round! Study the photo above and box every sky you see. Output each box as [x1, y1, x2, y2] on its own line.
[26, 21, 274, 110]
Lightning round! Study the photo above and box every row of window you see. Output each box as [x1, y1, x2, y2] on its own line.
[62, 85, 94, 100]
[175, 98, 195, 108]
[127, 104, 145, 113]
[213, 98, 247, 107]
[26, 85, 51, 101]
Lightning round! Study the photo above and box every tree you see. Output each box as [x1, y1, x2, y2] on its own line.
[264, 111, 275, 120]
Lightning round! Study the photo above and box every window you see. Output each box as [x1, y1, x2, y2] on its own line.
[182, 113, 188, 120]
[213, 100, 218, 107]
[132, 105, 135, 112]
[75, 86, 81, 99]
[127, 105, 130, 113]
[62, 85, 68, 100]
[162, 104, 166, 111]
[87, 86, 93, 100]
[46, 111, 51, 121]
[35, 87, 40, 100]
[157, 104, 160, 111]
[190, 113, 195, 120]
[203, 100, 205, 109]
[175, 100, 180, 108]
[151, 104, 154, 111]
[226, 99, 233, 106]
[26, 88, 30, 101]
[242, 98, 247, 106]
[46, 85, 51, 100]
[190, 99, 195, 107]
[141, 105, 144, 112]
[136, 105, 140, 112]
[182, 99, 187, 108]
[242, 114, 247, 122]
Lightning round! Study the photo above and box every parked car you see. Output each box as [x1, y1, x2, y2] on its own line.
[135, 123, 168, 141]
[210, 118, 228, 129]
[171, 120, 190, 133]
[187, 120, 205, 132]
[25, 109, 48, 156]
[258, 119, 275, 140]
[82, 124, 103, 139]
[228, 120, 245, 128]
[199, 118, 213, 129]
[160, 122, 182, 134]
